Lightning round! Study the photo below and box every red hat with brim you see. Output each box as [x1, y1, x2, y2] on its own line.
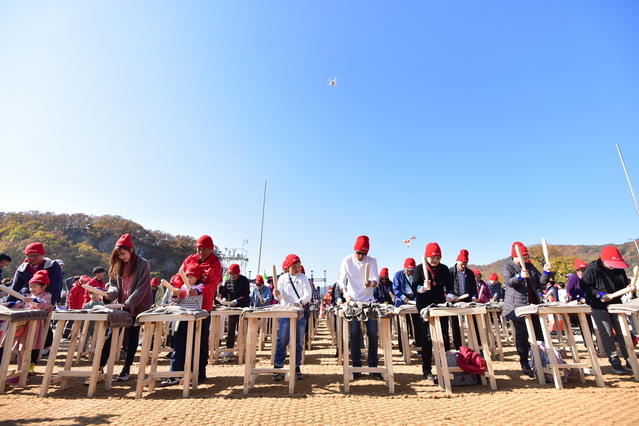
[283, 254, 301, 269]
[574, 259, 588, 270]
[185, 264, 201, 279]
[601, 246, 629, 269]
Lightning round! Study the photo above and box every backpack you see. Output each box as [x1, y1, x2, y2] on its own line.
[528, 340, 568, 383]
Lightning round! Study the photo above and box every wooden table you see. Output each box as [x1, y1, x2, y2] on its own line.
[485, 306, 505, 361]
[395, 304, 420, 365]
[0, 308, 47, 392]
[136, 310, 207, 398]
[515, 304, 604, 389]
[209, 307, 246, 364]
[40, 309, 130, 397]
[425, 305, 497, 394]
[242, 308, 300, 395]
[338, 307, 395, 393]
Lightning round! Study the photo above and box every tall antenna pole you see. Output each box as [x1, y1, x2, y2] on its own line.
[617, 144, 639, 217]
[256, 180, 267, 277]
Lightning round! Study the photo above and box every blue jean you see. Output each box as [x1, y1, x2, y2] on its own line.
[274, 317, 307, 368]
[349, 318, 378, 368]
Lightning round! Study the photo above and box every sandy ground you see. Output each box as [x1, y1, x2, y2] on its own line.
[1, 319, 639, 426]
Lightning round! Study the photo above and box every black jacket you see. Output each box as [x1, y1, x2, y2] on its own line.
[411, 262, 452, 312]
[448, 265, 478, 301]
[580, 259, 627, 311]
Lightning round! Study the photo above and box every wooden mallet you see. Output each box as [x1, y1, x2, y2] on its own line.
[272, 265, 278, 291]
[179, 269, 192, 290]
[422, 256, 431, 290]
[542, 238, 550, 266]
[82, 284, 108, 298]
[160, 279, 177, 293]
[0, 285, 38, 307]
[364, 263, 370, 287]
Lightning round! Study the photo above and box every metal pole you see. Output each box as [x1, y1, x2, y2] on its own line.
[616, 144, 639, 217]
[256, 180, 267, 276]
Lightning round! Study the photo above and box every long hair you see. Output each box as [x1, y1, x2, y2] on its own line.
[108, 246, 139, 281]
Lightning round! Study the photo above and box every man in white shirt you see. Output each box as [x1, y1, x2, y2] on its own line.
[272, 254, 312, 381]
[338, 235, 382, 379]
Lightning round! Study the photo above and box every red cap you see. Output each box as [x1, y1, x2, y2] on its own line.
[574, 259, 587, 270]
[79, 275, 91, 283]
[489, 273, 499, 281]
[151, 277, 160, 286]
[379, 268, 389, 278]
[29, 270, 50, 285]
[601, 246, 629, 269]
[256, 275, 264, 284]
[185, 264, 201, 279]
[283, 254, 301, 269]
[282, 260, 288, 270]
[472, 269, 481, 276]
[25, 242, 45, 255]
[228, 264, 240, 275]
[354, 235, 370, 252]
[511, 242, 528, 258]
[425, 243, 442, 257]
[196, 235, 214, 250]
[457, 249, 469, 263]
[116, 234, 133, 249]
[404, 258, 416, 270]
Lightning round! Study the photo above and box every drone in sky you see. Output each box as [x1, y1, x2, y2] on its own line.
[328, 77, 337, 86]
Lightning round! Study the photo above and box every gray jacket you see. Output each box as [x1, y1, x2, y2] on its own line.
[501, 260, 552, 320]
[106, 256, 153, 318]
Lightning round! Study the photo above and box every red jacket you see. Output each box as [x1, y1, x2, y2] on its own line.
[68, 282, 86, 310]
[170, 253, 222, 311]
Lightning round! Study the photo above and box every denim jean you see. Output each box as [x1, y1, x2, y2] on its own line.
[349, 318, 378, 368]
[274, 317, 307, 368]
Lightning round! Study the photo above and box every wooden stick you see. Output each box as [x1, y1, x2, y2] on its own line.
[272, 265, 278, 291]
[160, 279, 177, 292]
[542, 238, 550, 265]
[215, 297, 231, 306]
[610, 265, 639, 299]
[104, 304, 125, 309]
[422, 256, 431, 290]
[0, 285, 38, 307]
[82, 284, 108, 297]
[179, 269, 192, 290]
[514, 244, 527, 273]
[364, 263, 370, 286]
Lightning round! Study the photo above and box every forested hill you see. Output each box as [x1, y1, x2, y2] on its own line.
[1, 211, 637, 284]
[0, 211, 222, 281]
[470, 241, 639, 282]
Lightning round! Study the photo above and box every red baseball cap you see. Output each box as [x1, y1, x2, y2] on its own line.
[283, 254, 301, 269]
[185, 264, 201, 279]
[511, 242, 528, 258]
[574, 259, 588, 270]
[601, 246, 629, 269]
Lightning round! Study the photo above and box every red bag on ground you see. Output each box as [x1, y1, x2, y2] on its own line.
[457, 346, 487, 374]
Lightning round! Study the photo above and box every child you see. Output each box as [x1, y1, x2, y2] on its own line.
[0, 270, 51, 383]
[81, 289, 105, 353]
[161, 265, 203, 386]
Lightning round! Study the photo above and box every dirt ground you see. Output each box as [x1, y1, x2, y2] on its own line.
[1, 319, 639, 426]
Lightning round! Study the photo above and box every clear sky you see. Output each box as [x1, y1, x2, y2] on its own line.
[1, 1, 638, 287]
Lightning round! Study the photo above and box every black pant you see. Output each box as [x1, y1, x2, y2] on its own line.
[398, 313, 424, 353]
[511, 316, 543, 366]
[100, 325, 141, 370]
[451, 315, 482, 350]
[226, 315, 240, 349]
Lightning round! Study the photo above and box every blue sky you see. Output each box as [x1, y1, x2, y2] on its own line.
[1, 1, 638, 287]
